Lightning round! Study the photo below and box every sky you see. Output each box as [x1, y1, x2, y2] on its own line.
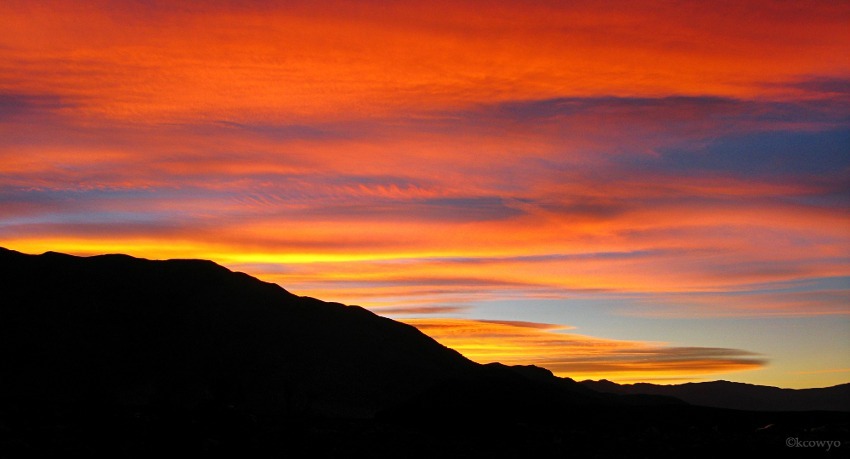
[1, 0, 848, 388]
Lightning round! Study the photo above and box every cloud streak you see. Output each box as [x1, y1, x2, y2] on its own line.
[404, 319, 766, 382]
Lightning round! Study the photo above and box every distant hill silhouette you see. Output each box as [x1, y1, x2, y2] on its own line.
[1, 247, 847, 456]
[581, 379, 850, 412]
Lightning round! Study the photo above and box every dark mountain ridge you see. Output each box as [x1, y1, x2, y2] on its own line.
[0, 247, 483, 417]
[581, 379, 850, 412]
[4, 248, 641, 419]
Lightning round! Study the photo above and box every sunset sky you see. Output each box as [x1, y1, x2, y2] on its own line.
[1, 0, 848, 388]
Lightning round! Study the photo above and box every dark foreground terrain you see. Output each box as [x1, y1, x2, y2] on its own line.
[1, 248, 847, 457]
[3, 402, 847, 458]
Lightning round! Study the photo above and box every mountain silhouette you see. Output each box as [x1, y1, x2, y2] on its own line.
[581, 379, 850, 412]
[0, 247, 484, 418]
[1, 248, 623, 417]
[1, 247, 847, 456]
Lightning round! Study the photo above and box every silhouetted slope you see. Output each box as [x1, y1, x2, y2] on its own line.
[0, 247, 478, 417]
[581, 379, 850, 411]
[380, 363, 602, 425]
[379, 364, 680, 428]
[504, 364, 686, 406]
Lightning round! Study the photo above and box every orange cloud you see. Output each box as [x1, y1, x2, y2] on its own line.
[403, 318, 765, 382]
[2, 1, 848, 123]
